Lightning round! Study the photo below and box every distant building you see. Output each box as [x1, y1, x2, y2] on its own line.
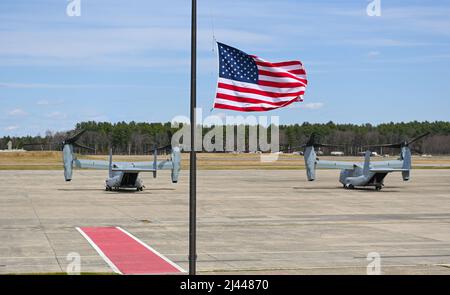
[330, 151, 344, 156]
[0, 140, 25, 153]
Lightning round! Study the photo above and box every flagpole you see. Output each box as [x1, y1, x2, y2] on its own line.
[189, 0, 197, 275]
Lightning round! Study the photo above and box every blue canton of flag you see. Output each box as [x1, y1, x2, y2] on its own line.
[218, 43, 258, 84]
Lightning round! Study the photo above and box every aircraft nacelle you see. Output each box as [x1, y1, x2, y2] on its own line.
[170, 146, 181, 183]
[401, 147, 411, 181]
[304, 146, 316, 181]
[63, 144, 74, 181]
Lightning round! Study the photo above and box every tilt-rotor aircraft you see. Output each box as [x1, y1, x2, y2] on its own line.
[301, 132, 430, 191]
[60, 129, 181, 191]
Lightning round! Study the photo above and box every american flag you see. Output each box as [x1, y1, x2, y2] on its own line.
[213, 42, 307, 112]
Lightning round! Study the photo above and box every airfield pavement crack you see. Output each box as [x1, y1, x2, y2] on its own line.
[23, 192, 63, 273]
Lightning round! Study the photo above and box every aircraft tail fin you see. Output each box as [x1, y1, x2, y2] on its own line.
[363, 150, 371, 176]
[304, 146, 316, 181]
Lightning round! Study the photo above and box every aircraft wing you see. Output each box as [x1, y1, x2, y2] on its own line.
[370, 168, 408, 173]
[111, 168, 155, 173]
[370, 160, 403, 169]
[129, 160, 174, 170]
[74, 159, 110, 170]
[74, 159, 174, 170]
[316, 160, 356, 170]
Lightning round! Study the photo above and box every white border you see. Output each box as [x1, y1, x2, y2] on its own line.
[116, 226, 186, 273]
[76, 227, 122, 274]
[212, 40, 220, 111]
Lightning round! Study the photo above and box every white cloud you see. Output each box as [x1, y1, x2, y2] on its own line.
[8, 108, 27, 116]
[290, 102, 324, 110]
[37, 99, 49, 105]
[367, 51, 381, 58]
[45, 111, 67, 119]
[303, 102, 324, 110]
[215, 112, 227, 120]
[344, 38, 429, 47]
[0, 82, 142, 89]
[0, 27, 271, 65]
[36, 99, 65, 106]
[4, 126, 19, 131]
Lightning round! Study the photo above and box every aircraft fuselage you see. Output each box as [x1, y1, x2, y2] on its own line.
[339, 168, 388, 189]
[105, 171, 144, 191]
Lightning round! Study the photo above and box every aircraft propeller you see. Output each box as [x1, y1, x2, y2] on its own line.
[363, 132, 431, 150]
[280, 133, 342, 153]
[145, 144, 173, 154]
[61, 129, 95, 151]
[22, 129, 95, 152]
[302, 133, 343, 148]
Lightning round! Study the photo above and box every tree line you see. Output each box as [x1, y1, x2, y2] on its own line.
[1, 120, 450, 155]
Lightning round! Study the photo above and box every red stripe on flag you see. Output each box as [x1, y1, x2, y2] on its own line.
[216, 92, 298, 106]
[258, 69, 307, 83]
[257, 80, 306, 88]
[77, 227, 184, 274]
[214, 103, 276, 112]
[218, 82, 304, 98]
[214, 98, 298, 112]
[287, 69, 307, 75]
[255, 60, 302, 67]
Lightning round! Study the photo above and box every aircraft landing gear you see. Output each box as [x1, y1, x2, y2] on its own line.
[136, 187, 143, 192]
[105, 186, 112, 191]
[344, 184, 354, 189]
[375, 185, 382, 191]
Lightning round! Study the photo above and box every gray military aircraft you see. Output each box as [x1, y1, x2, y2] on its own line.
[301, 132, 430, 191]
[60, 129, 181, 191]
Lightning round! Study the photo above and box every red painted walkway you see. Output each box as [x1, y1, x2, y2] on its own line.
[77, 226, 184, 274]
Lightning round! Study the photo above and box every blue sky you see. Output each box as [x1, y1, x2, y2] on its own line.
[1, 0, 449, 136]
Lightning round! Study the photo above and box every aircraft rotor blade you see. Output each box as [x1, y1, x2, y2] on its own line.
[363, 143, 402, 149]
[314, 143, 343, 148]
[280, 145, 304, 152]
[305, 133, 318, 147]
[65, 129, 87, 144]
[407, 132, 430, 146]
[145, 144, 172, 154]
[156, 144, 172, 150]
[72, 142, 95, 151]
[364, 132, 430, 149]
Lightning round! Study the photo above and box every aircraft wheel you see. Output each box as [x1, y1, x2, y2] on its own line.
[375, 186, 382, 191]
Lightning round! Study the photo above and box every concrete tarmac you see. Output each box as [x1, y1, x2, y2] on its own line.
[0, 169, 449, 274]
